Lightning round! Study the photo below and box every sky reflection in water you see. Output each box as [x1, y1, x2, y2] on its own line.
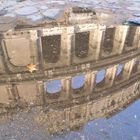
[46, 65, 124, 93]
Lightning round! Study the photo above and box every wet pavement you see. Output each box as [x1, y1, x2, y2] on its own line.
[0, 0, 140, 29]
[0, 0, 140, 140]
[0, 99, 140, 140]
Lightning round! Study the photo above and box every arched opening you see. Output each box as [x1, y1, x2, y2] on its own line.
[116, 64, 124, 76]
[41, 35, 61, 63]
[116, 64, 124, 80]
[96, 69, 106, 84]
[71, 74, 85, 93]
[44, 80, 61, 98]
[75, 32, 89, 58]
[125, 26, 137, 48]
[103, 27, 116, 54]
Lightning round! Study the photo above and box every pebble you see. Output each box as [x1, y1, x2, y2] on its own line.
[127, 17, 140, 25]
[133, 13, 140, 17]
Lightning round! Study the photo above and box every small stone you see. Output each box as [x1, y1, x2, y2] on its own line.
[127, 17, 140, 25]
[133, 14, 140, 17]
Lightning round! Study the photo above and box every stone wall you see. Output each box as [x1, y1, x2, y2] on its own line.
[35, 80, 140, 134]
[0, 24, 139, 108]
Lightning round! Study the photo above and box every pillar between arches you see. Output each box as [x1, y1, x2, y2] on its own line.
[123, 59, 136, 79]
[84, 72, 96, 93]
[113, 26, 129, 54]
[105, 65, 118, 87]
[61, 77, 72, 97]
[36, 81, 45, 105]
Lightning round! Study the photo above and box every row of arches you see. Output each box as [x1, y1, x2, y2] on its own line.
[1, 25, 139, 74]
[41, 26, 139, 63]
[44, 74, 85, 94]
[0, 59, 136, 105]
[44, 63, 126, 94]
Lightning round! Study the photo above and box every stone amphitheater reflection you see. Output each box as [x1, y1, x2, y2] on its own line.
[0, 7, 140, 134]
[0, 24, 140, 107]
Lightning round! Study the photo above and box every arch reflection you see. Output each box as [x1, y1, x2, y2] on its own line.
[96, 69, 106, 84]
[44, 80, 61, 94]
[71, 74, 85, 90]
[116, 64, 124, 76]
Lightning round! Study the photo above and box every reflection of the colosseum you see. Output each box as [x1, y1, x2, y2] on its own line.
[35, 80, 140, 134]
[0, 8, 140, 130]
[0, 54, 140, 108]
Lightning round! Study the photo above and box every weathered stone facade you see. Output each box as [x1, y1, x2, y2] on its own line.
[0, 24, 140, 108]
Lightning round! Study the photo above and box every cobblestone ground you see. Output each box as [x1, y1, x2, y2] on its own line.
[0, 0, 140, 26]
